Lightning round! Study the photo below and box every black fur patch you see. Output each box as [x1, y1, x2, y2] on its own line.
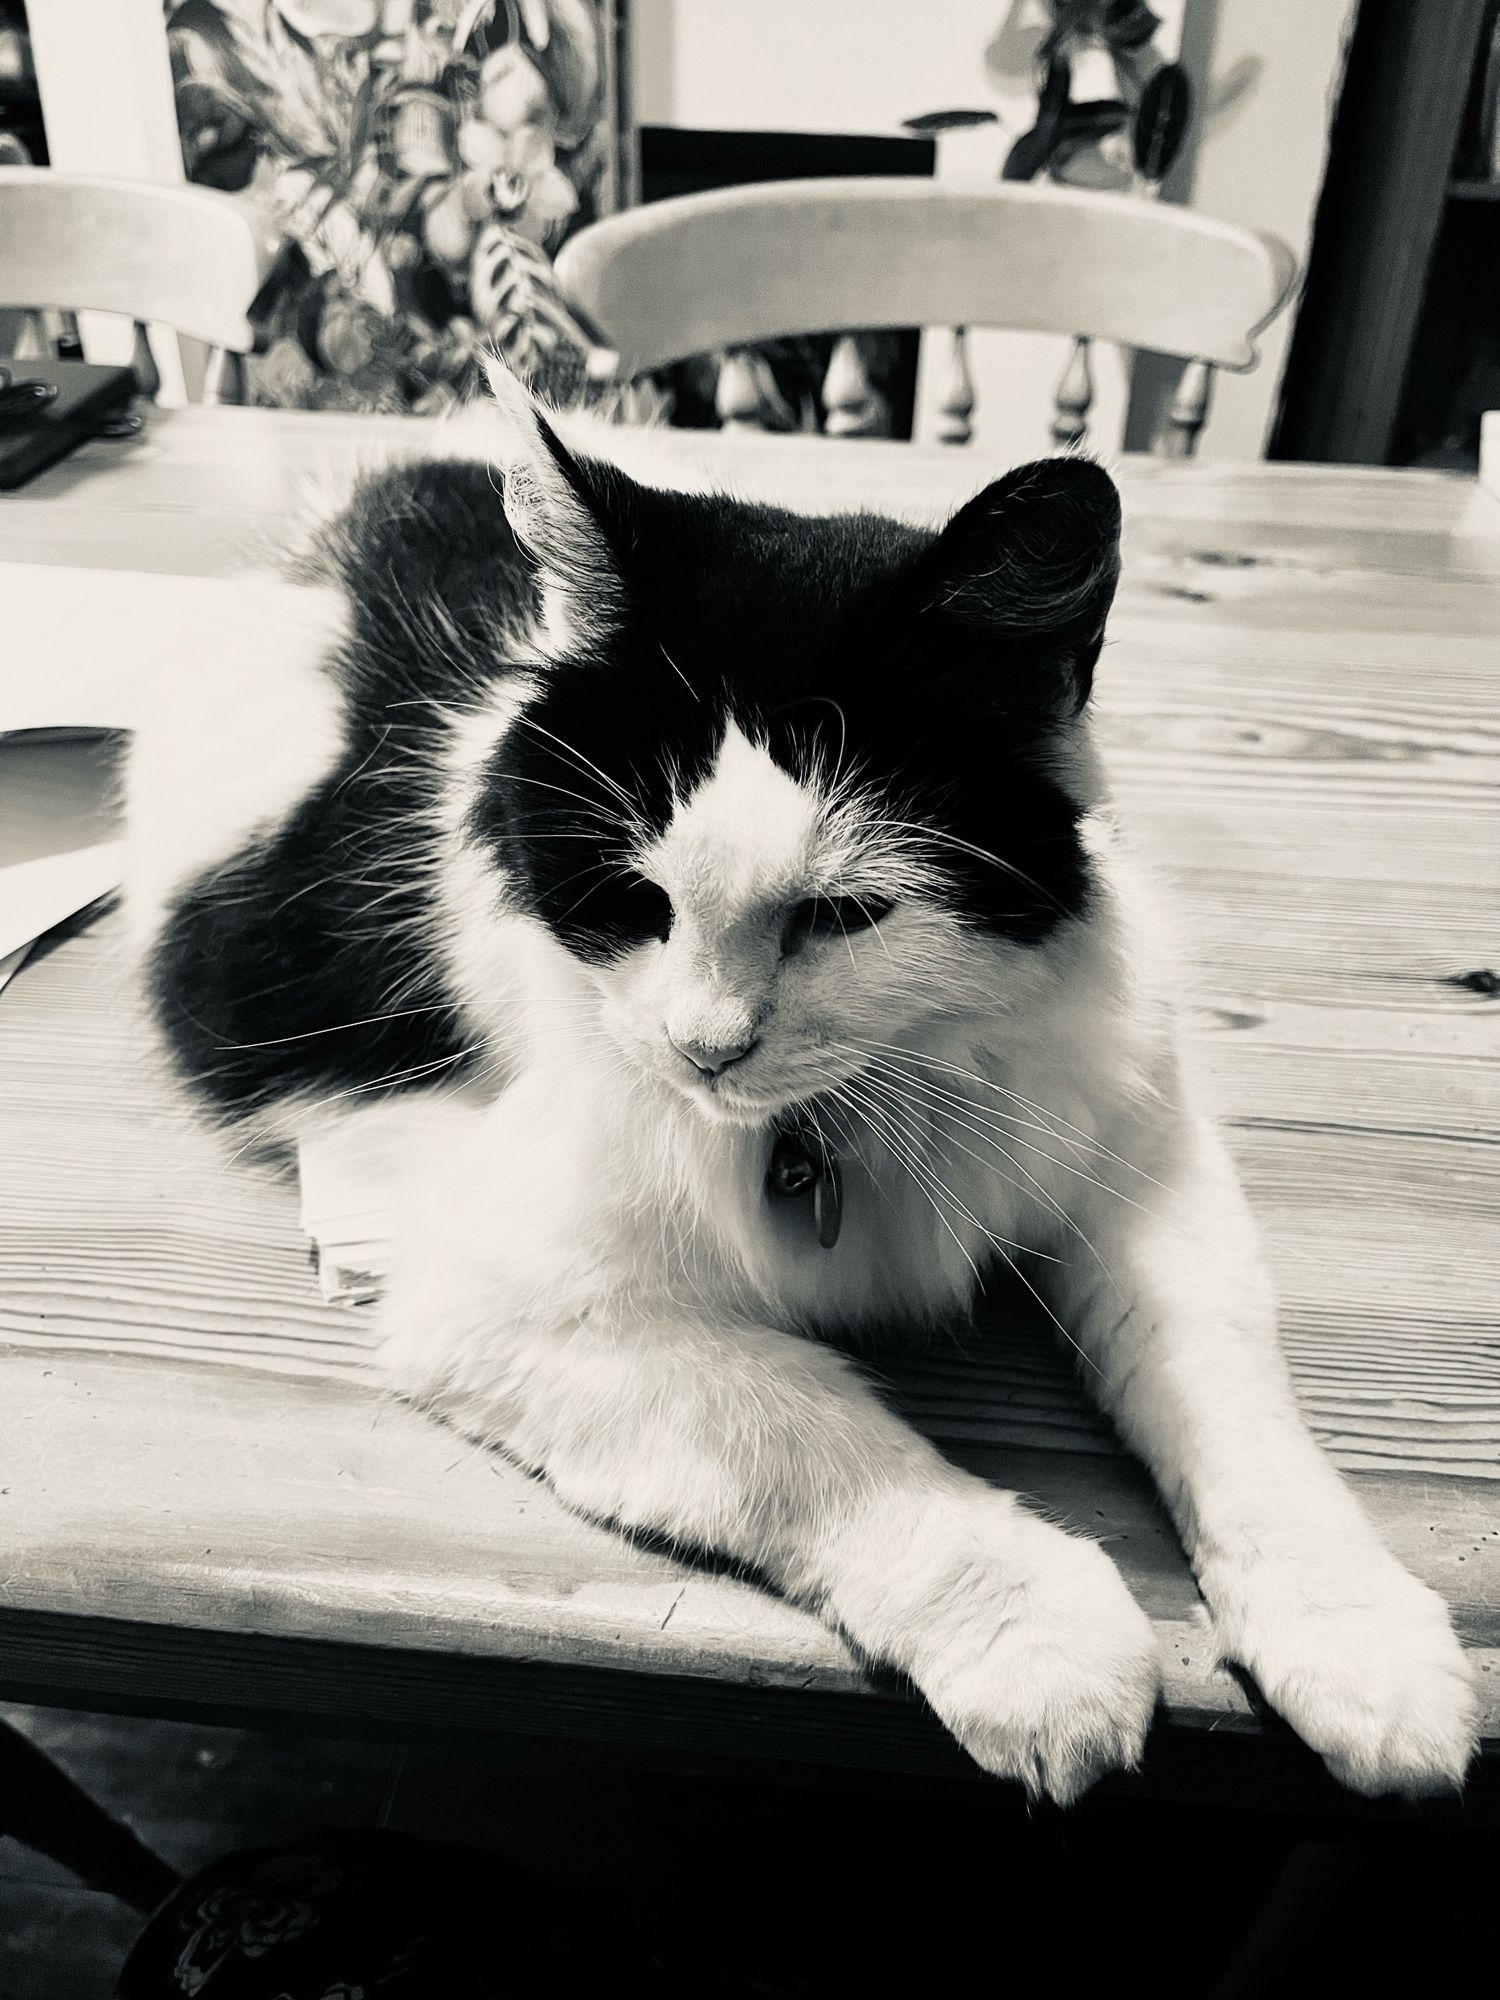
[150, 441, 1119, 1119]
[149, 459, 536, 1122]
[150, 758, 472, 1123]
[472, 451, 1117, 961]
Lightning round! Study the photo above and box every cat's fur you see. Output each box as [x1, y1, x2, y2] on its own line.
[123, 369, 1477, 1804]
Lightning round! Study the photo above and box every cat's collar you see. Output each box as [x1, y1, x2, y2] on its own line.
[766, 1111, 842, 1249]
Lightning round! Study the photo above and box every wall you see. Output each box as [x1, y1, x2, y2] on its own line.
[23, 1, 1354, 452]
[635, 0, 1036, 137]
[631, 0, 1352, 462]
[632, 0, 1180, 462]
[1130, 0, 1358, 457]
[25, 0, 180, 180]
[25, 0, 187, 394]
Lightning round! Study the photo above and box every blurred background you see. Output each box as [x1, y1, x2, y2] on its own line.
[1, 0, 1496, 470]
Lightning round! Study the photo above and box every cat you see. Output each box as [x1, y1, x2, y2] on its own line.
[123, 364, 1477, 1806]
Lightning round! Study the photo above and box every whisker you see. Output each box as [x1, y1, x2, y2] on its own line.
[850, 1072, 1060, 1267]
[510, 715, 648, 824]
[658, 641, 700, 703]
[836, 1077, 984, 1289]
[847, 1050, 1110, 1289]
[214, 1003, 449, 1051]
[499, 773, 630, 824]
[842, 1073, 1024, 1271]
[862, 1041, 1177, 1194]
[869, 819, 1072, 918]
[841, 1073, 1102, 1378]
[856, 1040, 1250, 1279]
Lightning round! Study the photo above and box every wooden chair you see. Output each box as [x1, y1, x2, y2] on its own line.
[0, 166, 277, 403]
[555, 177, 1298, 453]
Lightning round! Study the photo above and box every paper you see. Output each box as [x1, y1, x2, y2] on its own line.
[0, 559, 333, 736]
[0, 839, 124, 964]
[298, 1120, 398, 1307]
[0, 729, 126, 984]
[296, 1091, 492, 1306]
[0, 559, 235, 734]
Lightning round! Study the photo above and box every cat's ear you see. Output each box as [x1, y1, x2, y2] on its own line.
[483, 355, 625, 647]
[920, 456, 1121, 716]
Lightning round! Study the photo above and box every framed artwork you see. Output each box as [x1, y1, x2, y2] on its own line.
[163, 0, 630, 410]
[0, 2, 45, 167]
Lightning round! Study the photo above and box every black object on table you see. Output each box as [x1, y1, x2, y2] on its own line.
[0, 358, 136, 490]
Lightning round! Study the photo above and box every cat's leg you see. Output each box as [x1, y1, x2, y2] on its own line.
[1062, 1108, 1477, 1797]
[377, 1105, 1160, 1804]
[387, 1301, 1161, 1804]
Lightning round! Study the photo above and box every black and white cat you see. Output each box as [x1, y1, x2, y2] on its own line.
[124, 367, 1476, 1804]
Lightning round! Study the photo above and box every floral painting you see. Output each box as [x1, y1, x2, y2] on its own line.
[165, 0, 624, 411]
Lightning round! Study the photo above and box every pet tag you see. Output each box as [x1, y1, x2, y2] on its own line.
[767, 1120, 843, 1249]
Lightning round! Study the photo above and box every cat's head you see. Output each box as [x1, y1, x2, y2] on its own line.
[468, 371, 1120, 1129]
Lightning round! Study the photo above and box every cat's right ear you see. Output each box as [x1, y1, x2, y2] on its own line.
[919, 456, 1121, 717]
[483, 356, 625, 648]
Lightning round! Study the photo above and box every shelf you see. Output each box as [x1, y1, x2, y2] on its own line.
[1449, 177, 1500, 199]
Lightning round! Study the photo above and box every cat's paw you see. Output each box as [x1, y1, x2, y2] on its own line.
[1211, 1554, 1478, 1799]
[910, 1515, 1162, 1806]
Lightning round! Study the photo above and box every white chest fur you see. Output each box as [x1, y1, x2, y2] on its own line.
[394, 877, 1168, 1356]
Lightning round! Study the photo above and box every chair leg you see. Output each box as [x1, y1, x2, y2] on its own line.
[0, 1715, 179, 1915]
[202, 347, 247, 406]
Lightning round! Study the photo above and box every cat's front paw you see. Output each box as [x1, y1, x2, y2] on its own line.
[1210, 1553, 1478, 1799]
[909, 1513, 1162, 1806]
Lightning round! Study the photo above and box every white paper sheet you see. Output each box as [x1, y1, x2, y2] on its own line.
[0, 839, 124, 964]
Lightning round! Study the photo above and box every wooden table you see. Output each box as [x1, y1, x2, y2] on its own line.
[3, 410, 1498, 1816]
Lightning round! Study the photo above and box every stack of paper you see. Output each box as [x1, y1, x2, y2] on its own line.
[1, 560, 257, 994]
[0, 730, 125, 995]
[0, 569, 410, 1307]
[297, 1090, 492, 1307]
[298, 1119, 397, 1306]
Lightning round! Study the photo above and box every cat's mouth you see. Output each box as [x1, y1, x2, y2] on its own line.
[671, 1051, 861, 1131]
[676, 1070, 782, 1129]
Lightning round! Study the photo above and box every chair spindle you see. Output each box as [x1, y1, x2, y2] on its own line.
[1161, 357, 1213, 457]
[129, 320, 160, 401]
[935, 326, 975, 446]
[714, 348, 772, 431]
[203, 346, 247, 406]
[822, 332, 890, 438]
[1052, 334, 1093, 449]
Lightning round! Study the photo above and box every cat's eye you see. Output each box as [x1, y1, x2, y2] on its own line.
[783, 893, 894, 954]
[619, 872, 673, 944]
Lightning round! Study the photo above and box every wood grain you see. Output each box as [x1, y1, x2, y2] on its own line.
[1, 409, 1497, 1792]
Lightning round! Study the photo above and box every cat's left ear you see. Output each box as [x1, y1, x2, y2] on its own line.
[920, 456, 1121, 716]
[483, 355, 625, 647]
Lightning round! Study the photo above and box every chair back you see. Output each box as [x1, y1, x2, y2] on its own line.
[0, 168, 277, 402]
[556, 177, 1298, 452]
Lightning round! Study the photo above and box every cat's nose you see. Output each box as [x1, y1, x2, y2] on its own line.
[669, 1032, 758, 1076]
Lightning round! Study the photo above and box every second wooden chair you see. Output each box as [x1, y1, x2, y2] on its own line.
[555, 176, 1297, 453]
